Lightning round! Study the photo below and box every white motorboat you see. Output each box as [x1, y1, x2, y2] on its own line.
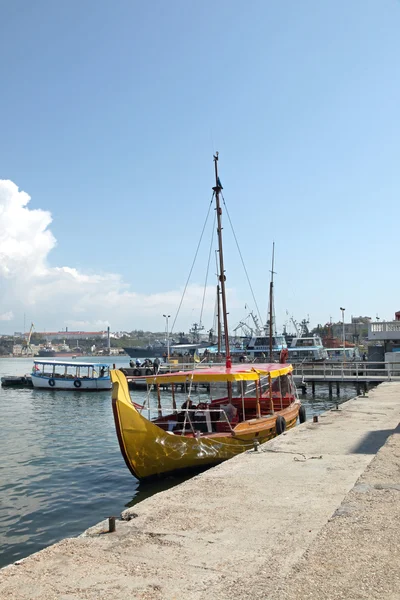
[31, 360, 112, 390]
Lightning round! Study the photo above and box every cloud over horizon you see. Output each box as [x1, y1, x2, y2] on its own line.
[0, 180, 221, 333]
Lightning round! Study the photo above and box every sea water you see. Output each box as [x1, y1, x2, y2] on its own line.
[0, 356, 358, 568]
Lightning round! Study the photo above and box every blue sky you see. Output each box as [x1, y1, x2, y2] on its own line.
[0, 0, 399, 334]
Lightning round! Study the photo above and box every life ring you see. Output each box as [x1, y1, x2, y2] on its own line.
[145, 368, 153, 375]
[298, 405, 307, 423]
[74, 379, 82, 389]
[48, 378, 55, 387]
[275, 415, 286, 435]
[133, 369, 140, 376]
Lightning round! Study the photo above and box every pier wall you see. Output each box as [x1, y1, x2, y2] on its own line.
[1, 383, 400, 599]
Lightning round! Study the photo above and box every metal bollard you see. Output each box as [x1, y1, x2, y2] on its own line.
[313, 415, 318, 423]
[108, 516, 116, 533]
[253, 440, 260, 452]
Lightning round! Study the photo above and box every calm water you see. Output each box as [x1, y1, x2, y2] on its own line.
[0, 357, 359, 568]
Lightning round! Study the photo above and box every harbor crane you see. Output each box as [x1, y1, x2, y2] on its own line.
[22, 323, 35, 355]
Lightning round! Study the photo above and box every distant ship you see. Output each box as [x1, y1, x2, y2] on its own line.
[36, 343, 83, 358]
[122, 345, 167, 359]
[124, 324, 212, 358]
[123, 342, 211, 359]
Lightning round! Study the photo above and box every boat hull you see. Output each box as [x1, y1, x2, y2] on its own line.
[123, 347, 167, 358]
[111, 370, 300, 479]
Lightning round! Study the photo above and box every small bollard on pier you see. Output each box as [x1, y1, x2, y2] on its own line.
[108, 516, 116, 533]
[313, 415, 319, 423]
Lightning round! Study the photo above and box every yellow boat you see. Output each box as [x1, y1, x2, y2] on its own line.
[112, 153, 304, 479]
[111, 364, 303, 479]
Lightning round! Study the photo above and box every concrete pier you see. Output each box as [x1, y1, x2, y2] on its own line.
[1, 383, 400, 599]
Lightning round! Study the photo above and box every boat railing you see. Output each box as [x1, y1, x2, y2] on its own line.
[151, 406, 236, 436]
[160, 362, 224, 373]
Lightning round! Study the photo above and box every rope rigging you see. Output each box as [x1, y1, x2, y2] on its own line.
[221, 193, 264, 330]
[170, 195, 214, 335]
[171, 175, 266, 344]
[199, 209, 216, 327]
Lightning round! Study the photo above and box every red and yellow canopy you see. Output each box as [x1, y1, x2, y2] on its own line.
[144, 363, 292, 385]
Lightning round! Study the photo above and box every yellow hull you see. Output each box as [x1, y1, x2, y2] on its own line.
[111, 370, 300, 479]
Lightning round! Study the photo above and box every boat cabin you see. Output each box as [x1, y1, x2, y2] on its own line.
[140, 364, 297, 435]
[242, 334, 287, 358]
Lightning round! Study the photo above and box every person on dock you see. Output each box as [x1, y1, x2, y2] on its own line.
[135, 359, 142, 367]
[153, 357, 161, 374]
[129, 360, 134, 368]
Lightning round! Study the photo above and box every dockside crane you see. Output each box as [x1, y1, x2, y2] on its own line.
[22, 323, 35, 355]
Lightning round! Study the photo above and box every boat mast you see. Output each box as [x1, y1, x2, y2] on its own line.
[215, 251, 222, 354]
[213, 153, 232, 371]
[269, 242, 275, 362]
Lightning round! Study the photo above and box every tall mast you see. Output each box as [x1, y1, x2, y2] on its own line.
[269, 242, 275, 362]
[217, 284, 221, 353]
[213, 152, 232, 370]
[215, 251, 222, 354]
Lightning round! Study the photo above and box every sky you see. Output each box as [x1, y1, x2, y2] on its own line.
[0, 0, 400, 336]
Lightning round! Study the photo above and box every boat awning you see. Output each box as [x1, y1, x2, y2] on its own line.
[144, 363, 292, 384]
[33, 360, 109, 368]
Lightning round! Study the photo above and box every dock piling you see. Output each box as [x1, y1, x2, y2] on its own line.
[108, 517, 116, 533]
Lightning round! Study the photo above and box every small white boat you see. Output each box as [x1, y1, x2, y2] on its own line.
[287, 335, 328, 362]
[325, 347, 361, 362]
[31, 360, 112, 390]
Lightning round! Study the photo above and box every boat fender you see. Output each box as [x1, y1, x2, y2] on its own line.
[145, 368, 153, 376]
[298, 405, 307, 424]
[275, 415, 286, 435]
[74, 379, 82, 388]
[48, 378, 56, 387]
[133, 369, 141, 376]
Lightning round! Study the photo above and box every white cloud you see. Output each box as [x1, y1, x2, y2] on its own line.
[0, 180, 224, 333]
[0, 311, 13, 321]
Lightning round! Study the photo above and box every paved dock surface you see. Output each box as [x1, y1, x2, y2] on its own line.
[1, 383, 400, 599]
